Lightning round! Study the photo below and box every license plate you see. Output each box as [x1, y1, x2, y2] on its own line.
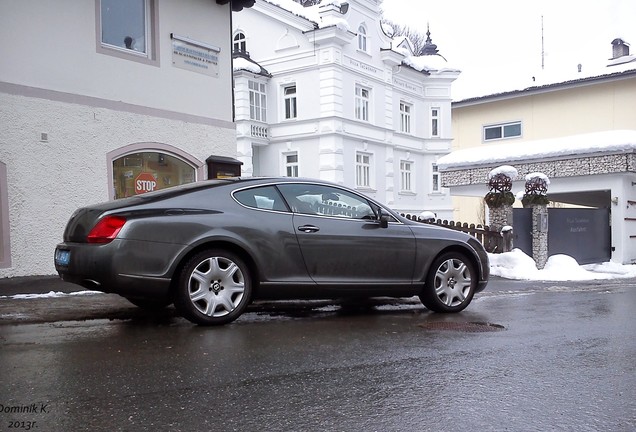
[55, 249, 70, 266]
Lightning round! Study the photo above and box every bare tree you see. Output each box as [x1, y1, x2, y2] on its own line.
[382, 20, 430, 55]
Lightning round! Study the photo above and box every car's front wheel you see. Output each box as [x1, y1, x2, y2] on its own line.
[174, 249, 252, 325]
[420, 252, 476, 313]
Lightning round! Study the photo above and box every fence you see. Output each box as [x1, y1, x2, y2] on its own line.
[401, 214, 507, 253]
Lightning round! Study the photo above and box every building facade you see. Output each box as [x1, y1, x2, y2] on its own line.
[232, 0, 458, 217]
[439, 40, 636, 263]
[0, 0, 253, 278]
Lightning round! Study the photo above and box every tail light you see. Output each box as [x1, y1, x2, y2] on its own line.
[87, 215, 127, 244]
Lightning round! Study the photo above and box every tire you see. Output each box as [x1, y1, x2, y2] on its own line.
[419, 252, 477, 313]
[125, 297, 172, 311]
[174, 249, 252, 325]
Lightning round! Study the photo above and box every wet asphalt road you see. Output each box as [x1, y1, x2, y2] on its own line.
[0, 277, 635, 432]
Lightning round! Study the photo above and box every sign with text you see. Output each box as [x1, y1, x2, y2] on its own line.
[134, 172, 157, 195]
[171, 35, 219, 78]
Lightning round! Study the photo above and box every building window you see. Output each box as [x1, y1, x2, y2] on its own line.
[356, 153, 371, 188]
[285, 153, 299, 177]
[0, 161, 10, 269]
[431, 107, 440, 137]
[358, 25, 367, 51]
[484, 121, 522, 141]
[112, 152, 195, 199]
[232, 32, 247, 52]
[99, 0, 154, 59]
[355, 85, 370, 122]
[400, 161, 413, 192]
[432, 163, 441, 193]
[400, 102, 412, 134]
[233, 32, 247, 53]
[284, 85, 297, 120]
[249, 80, 267, 122]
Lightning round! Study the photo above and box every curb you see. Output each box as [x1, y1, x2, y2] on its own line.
[0, 275, 82, 296]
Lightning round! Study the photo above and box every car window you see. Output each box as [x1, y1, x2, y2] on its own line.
[233, 186, 289, 211]
[277, 184, 375, 219]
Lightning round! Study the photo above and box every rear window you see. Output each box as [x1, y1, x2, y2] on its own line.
[233, 186, 289, 211]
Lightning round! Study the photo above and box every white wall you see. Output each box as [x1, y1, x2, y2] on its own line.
[0, 0, 239, 278]
[0, 0, 234, 121]
[0, 92, 235, 278]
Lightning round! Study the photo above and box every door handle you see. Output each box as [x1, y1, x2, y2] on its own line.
[298, 225, 320, 233]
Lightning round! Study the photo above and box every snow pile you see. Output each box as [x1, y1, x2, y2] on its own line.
[489, 249, 636, 281]
[0, 290, 101, 300]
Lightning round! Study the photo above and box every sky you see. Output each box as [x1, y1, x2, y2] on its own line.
[380, 0, 636, 100]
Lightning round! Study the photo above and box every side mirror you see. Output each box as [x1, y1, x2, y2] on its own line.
[377, 208, 389, 228]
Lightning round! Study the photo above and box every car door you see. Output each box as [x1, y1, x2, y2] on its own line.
[232, 185, 312, 283]
[277, 183, 416, 285]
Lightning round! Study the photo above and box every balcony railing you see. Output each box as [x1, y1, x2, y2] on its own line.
[251, 124, 268, 138]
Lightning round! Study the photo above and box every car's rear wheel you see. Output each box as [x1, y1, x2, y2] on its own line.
[420, 252, 476, 313]
[174, 249, 252, 325]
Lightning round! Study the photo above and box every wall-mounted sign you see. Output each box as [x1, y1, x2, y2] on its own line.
[344, 55, 383, 79]
[171, 33, 220, 78]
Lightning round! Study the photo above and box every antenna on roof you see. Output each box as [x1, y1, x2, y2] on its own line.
[541, 15, 545, 70]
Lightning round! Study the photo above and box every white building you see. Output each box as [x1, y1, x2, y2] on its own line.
[232, 0, 459, 217]
[0, 0, 254, 278]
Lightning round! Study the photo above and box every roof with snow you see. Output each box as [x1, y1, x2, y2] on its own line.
[437, 130, 636, 170]
[232, 52, 271, 77]
[454, 60, 636, 105]
[254, 0, 459, 76]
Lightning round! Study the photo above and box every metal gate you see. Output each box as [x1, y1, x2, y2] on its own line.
[512, 208, 611, 265]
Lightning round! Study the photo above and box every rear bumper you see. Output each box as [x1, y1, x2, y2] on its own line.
[55, 239, 184, 299]
[58, 272, 172, 299]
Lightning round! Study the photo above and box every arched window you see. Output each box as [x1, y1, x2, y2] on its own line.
[233, 32, 247, 53]
[358, 25, 367, 52]
[108, 144, 203, 199]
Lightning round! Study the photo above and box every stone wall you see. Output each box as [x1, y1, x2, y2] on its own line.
[488, 205, 512, 233]
[532, 205, 549, 269]
[442, 153, 636, 187]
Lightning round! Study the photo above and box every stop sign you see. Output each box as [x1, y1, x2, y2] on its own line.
[134, 172, 157, 195]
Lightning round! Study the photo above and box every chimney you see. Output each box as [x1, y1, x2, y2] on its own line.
[611, 38, 630, 59]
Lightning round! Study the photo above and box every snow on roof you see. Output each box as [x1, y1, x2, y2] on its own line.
[259, 0, 351, 30]
[437, 130, 636, 171]
[261, 0, 458, 75]
[402, 53, 460, 74]
[233, 56, 262, 74]
[320, 14, 350, 32]
[260, 0, 330, 27]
